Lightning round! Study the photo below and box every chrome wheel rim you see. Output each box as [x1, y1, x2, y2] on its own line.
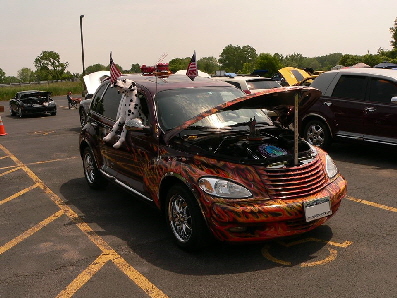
[168, 194, 192, 243]
[306, 124, 325, 146]
[83, 152, 95, 184]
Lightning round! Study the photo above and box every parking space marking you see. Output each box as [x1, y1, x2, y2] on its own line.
[0, 157, 78, 171]
[262, 238, 353, 267]
[0, 144, 169, 298]
[0, 183, 40, 206]
[347, 196, 397, 212]
[0, 166, 20, 176]
[0, 210, 64, 255]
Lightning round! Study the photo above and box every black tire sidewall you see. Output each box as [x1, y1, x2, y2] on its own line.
[304, 120, 331, 149]
[165, 184, 210, 251]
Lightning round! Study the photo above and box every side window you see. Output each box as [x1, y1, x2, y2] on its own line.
[91, 83, 108, 114]
[332, 75, 367, 100]
[368, 78, 397, 103]
[101, 85, 122, 120]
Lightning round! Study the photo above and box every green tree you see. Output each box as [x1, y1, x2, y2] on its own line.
[339, 54, 362, 67]
[168, 57, 190, 73]
[129, 63, 141, 73]
[254, 53, 282, 77]
[85, 64, 107, 74]
[0, 68, 5, 83]
[34, 51, 69, 80]
[282, 53, 305, 68]
[17, 67, 34, 82]
[390, 17, 397, 49]
[197, 56, 219, 75]
[218, 44, 257, 73]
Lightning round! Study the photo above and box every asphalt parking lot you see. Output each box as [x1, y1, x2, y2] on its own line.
[0, 95, 396, 298]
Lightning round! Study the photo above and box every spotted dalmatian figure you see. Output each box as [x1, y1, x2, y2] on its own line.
[103, 78, 147, 149]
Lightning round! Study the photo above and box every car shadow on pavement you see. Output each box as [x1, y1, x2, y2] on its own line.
[60, 178, 334, 275]
[326, 142, 397, 170]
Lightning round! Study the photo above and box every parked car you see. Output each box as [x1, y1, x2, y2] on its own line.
[10, 90, 56, 117]
[79, 74, 347, 251]
[278, 67, 315, 86]
[211, 75, 281, 94]
[79, 71, 110, 127]
[301, 68, 397, 149]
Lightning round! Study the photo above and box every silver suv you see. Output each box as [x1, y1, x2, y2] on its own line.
[211, 75, 281, 94]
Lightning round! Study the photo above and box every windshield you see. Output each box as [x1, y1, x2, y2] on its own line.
[155, 87, 273, 131]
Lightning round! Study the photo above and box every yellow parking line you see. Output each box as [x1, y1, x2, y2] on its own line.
[0, 183, 40, 206]
[56, 253, 112, 298]
[0, 210, 64, 255]
[0, 144, 169, 298]
[347, 196, 397, 212]
[0, 167, 20, 177]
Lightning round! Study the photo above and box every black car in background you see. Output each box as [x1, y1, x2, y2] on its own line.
[10, 90, 57, 117]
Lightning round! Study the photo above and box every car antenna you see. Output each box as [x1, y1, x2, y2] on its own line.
[155, 53, 168, 94]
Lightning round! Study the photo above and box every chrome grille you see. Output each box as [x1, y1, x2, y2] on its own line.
[256, 158, 327, 199]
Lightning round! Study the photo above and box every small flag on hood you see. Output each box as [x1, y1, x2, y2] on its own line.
[186, 51, 198, 81]
[110, 52, 122, 84]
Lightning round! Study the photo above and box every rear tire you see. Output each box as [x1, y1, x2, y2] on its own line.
[82, 147, 107, 189]
[303, 120, 331, 149]
[165, 184, 210, 251]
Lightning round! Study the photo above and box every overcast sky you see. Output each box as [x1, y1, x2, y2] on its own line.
[1, 0, 397, 76]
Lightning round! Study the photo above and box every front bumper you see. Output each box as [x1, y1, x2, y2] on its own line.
[205, 175, 347, 242]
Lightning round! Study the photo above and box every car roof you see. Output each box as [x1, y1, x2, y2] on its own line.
[212, 76, 272, 81]
[119, 74, 233, 94]
[326, 68, 397, 79]
[16, 90, 51, 95]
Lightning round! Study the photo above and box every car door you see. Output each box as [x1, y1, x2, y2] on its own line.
[327, 75, 369, 138]
[89, 82, 122, 178]
[108, 87, 159, 198]
[363, 77, 397, 144]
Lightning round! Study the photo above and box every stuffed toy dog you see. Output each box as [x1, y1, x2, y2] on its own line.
[103, 78, 146, 149]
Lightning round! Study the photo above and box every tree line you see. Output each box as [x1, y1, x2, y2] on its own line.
[2, 17, 397, 84]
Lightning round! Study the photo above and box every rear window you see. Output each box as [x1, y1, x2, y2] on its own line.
[247, 80, 280, 90]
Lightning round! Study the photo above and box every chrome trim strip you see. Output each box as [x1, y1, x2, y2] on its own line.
[336, 132, 397, 146]
[100, 169, 153, 202]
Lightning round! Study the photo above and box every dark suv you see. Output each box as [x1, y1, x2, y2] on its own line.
[301, 68, 397, 149]
[79, 74, 346, 251]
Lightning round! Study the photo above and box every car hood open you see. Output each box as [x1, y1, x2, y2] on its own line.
[83, 71, 110, 95]
[163, 86, 321, 143]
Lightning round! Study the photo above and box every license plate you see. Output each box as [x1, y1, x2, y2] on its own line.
[303, 197, 332, 222]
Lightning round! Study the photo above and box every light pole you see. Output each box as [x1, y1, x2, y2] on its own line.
[80, 15, 85, 76]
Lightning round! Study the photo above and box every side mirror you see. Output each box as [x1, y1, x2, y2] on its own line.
[125, 118, 150, 133]
[391, 96, 397, 103]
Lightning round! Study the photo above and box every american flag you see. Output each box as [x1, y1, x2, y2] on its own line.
[110, 52, 122, 84]
[186, 51, 198, 81]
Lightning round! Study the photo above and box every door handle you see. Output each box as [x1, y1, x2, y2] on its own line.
[364, 107, 376, 113]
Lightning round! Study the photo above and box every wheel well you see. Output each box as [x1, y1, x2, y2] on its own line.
[158, 176, 193, 213]
[301, 115, 332, 137]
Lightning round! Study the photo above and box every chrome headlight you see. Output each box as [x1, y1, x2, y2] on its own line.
[325, 154, 338, 178]
[198, 177, 252, 199]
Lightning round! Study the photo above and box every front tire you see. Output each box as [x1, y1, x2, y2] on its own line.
[82, 147, 107, 189]
[166, 184, 210, 251]
[303, 120, 331, 149]
[18, 107, 24, 118]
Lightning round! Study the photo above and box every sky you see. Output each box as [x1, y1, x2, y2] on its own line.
[1, 0, 397, 77]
